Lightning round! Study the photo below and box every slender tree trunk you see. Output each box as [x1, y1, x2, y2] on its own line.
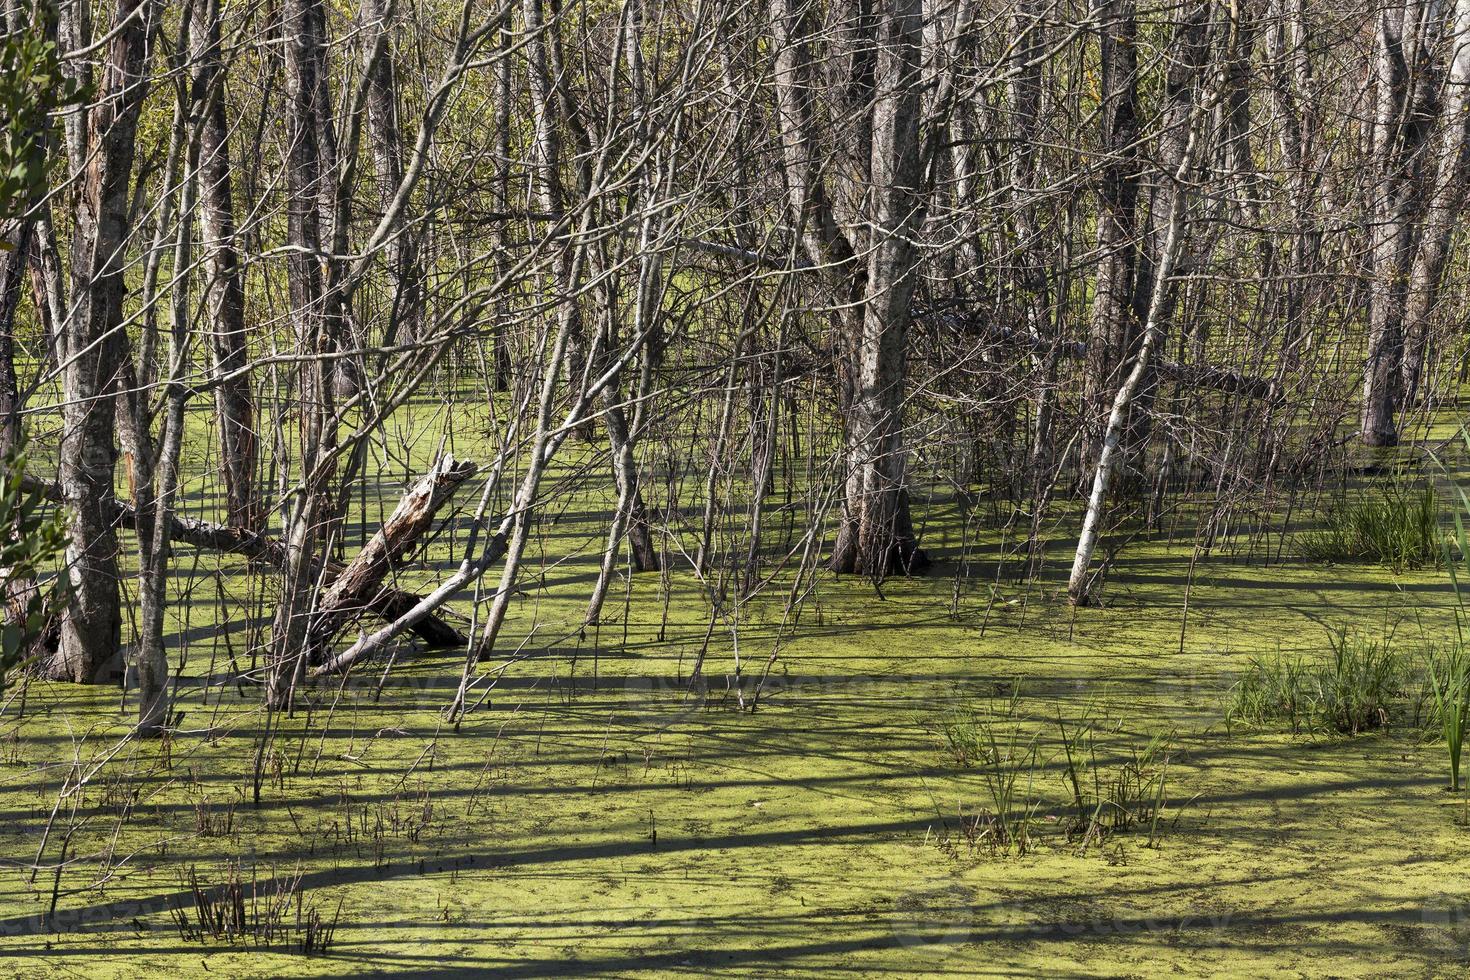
[467, 318, 576, 673]
[191, 0, 258, 528]
[829, 0, 927, 576]
[1122, 1, 1212, 480]
[490, 11, 513, 391]
[527, 0, 598, 428]
[0, 11, 37, 632]
[1008, 0, 1053, 476]
[0, 224, 38, 642]
[56, 0, 93, 183]
[768, 0, 862, 282]
[268, 0, 339, 707]
[591, 1, 660, 583]
[27, 208, 64, 353]
[1401, 0, 1470, 407]
[362, 0, 423, 349]
[135, 146, 196, 737]
[1081, 0, 1141, 483]
[523, 0, 591, 420]
[1219, 0, 1264, 210]
[696, 10, 764, 576]
[1361, 0, 1437, 447]
[602, 398, 659, 571]
[1070, 45, 1212, 605]
[0, 219, 30, 456]
[121, 15, 197, 735]
[0, 0, 38, 447]
[1266, 0, 1316, 375]
[50, 0, 158, 684]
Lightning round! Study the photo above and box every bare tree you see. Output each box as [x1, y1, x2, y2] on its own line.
[768, 0, 929, 576]
[1360, 0, 1440, 448]
[1069, 1, 1216, 604]
[191, 0, 259, 528]
[267, 0, 341, 706]
[50, 0, 158, 683]
[1401, 0, 1470, 407]
[1080, 0, 1140, 484]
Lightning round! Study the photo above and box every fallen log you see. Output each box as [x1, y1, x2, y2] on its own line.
[305, 455, 477, 660]
[310, 529, 507, 677]
[20, 475, 469, 648]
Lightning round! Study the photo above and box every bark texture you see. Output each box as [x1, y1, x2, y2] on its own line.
[1360, 0, 1439, 447]
[1400, 0, 1470, 406]
[269, 0, 341, 705]
[829, 0, 928, 576]
[20, 474, 469, 648]
[305, 455, 476, 659]
[191, 0, 258, 528]
[51, 0, 158, 684]
[1081, 0, 1141, 481]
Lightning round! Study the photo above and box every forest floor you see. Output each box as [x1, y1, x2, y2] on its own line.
[1, 414, 1468, 976]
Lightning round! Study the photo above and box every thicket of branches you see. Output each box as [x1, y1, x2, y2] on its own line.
[3, 0, 1469, 728]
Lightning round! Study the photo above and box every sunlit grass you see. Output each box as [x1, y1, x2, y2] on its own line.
[1226, 626, 1411, 735]
[1301, 479, 1444, 571]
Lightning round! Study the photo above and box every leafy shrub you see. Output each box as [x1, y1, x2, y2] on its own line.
[0, 440, 68, 687]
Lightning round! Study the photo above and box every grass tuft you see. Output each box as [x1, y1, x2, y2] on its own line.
[168, 861, 342, 954]
[1302, 480, 1443, 571]
[1056, 712, 1175, 853]
[1227, 627, 1408, 735]
[1424, 642, 1470, 791]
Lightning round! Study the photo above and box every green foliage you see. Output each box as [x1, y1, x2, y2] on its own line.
[0, 2, 83, 220]
[929, 693, 1178, 857]
[1302, 480, 1443, 572]
[0, 439, 68, 685]
[973, 709, 1039, 856]
[1318, 628, 1407, 734]
[928, 681, 1022, 769]
[933, 705, 997, 768]
[1226, 653, 1312, 733]
[1226, 628, 1409, 735]
[1423, 643, 1470, 791]
[1433, 432, 1470, 791]
[1056, 711, 1174, 851]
